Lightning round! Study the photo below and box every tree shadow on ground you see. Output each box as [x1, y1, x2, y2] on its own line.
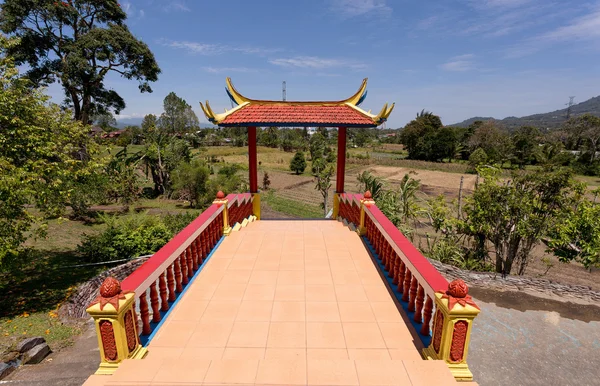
[0, 250, 102, 318]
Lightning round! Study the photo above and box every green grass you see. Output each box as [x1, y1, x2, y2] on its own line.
[263, 191, 324, 218]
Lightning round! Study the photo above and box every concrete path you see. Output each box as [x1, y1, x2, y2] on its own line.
[468, 289, 600, 386]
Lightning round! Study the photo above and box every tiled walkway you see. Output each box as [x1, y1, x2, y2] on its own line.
[84, 220, 459, 385]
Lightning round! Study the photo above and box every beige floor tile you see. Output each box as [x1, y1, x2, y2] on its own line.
[236, 300, 273, 321]
[347, 348, 391, 360]
[207, 258, 231, 271]
[363, 285, 393, 302]
[211, 283, 247, 301]
[334, 285, 368, 302]
[248, 270, 278, 285]
[332, 270, 362, 285]
[200, 300, 240, 321]
[152, 358, 211, 384]
[388, 348, 423, 360]
[279, 258, 305, 271]
[255, 359, 307, 385]
[378, 322, 415, 349]
[304, 270, 333, 285]
[151, 321, 196, 347]
[305, 258, 331, 271]
[180, 347, 224, 359]
[274, 284, 305, 301]
[109, 357, 163, 383]
[271, 301, 306, 322]
[145, 347, 183, 360]
[306, 322, 347, 349]
[307, 359, 359, 386]
[329, 258, 356, 271]
[81, 375, 107, 386]
[226, 321, 270, 347]
[306, 348, 349, 359]
[254, 257, 280, 271]
[306, 301, 341, 322]
[168, 300, 208, 322]
[305, 284, 337, 301]
[355, 359, 412, 385]
[278, 270, 305, 285]
[264, 348, 306, 359]
[243, 283, 276, 301]
[187, 321, 233, 347]
[342, 322, 386, 349]
[403, 359, 458, 386]
[203, 359, 259, 384]
[222, 347, 265, 359]
[227, 258, 255, 271]
[338, 302, 376, 322]
[267, 322, 306, 348]
[371, 301, 404, 323]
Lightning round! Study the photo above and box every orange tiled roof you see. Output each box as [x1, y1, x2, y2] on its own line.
[220, 103, 374, 126]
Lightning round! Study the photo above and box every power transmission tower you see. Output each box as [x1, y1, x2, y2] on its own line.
[282, 81, 286, 102]
[566, 96, 575, 120]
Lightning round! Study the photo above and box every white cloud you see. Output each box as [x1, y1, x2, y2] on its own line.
[269, 56, 366, 70]
[202, 67, 257, 74]
[158, 39, 279, 56]
[164, 1, 190, 12]
[440, 54, 476, 72]
[538, 9, 600, 42]
[121, 1, 145, 20]
[330, 0, 391, 18]
[417, 16, 438, 31]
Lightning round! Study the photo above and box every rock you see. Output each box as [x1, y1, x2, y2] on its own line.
[0, 362, 17, 380]
[1, 351, 20, 362]
[23, 343, 51, 364]
[17, 337, 46, 353]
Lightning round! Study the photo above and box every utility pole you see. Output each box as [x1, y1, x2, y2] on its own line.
[566, 96, 575, 120]
[282, 81, 286, 102]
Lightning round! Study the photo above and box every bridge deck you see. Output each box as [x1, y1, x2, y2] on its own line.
[85, 220, 460, 385]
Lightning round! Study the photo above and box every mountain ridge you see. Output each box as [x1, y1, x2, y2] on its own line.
[449, 95, 600, 130]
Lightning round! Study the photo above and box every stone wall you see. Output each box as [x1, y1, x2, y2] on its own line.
[59, 258, 148, 319]
[427, 258, 600, 305]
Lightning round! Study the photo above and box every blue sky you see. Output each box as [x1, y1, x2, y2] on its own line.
[44, 0, 600, 127]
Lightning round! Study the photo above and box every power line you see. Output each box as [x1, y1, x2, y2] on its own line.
[566, 96, 575, 119]
[282, 81, 286, 102]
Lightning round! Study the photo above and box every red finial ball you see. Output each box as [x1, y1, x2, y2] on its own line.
[100, 277, 121, 298]
[216, 191, 225, 199]
[447, 279, 469, 298]
[364, 191, 372, 199]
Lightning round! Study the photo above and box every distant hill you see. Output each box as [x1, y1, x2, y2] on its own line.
[116, 117, 217, 130]
[450, 96, 600, 130]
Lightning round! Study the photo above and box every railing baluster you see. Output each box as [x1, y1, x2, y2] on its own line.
[384, 243, 392, 273]
[167, 265, 176, 301]
[402, 270, 412, 302]
[191, 241, 198, 271]
[392, 251, 399, 285]
[139, 292, 151, 335]
[180, 253, 189, 285]
[408, 276, 418, 312]
[174, 257, 183, 293]
[414, 284, 425, 323]
[186, 246, 194, 277]
[421, 296, 434, 335]
[159, 273, 169, 311]
[150, 282, 161, 323]
[397, 261, 406, 293]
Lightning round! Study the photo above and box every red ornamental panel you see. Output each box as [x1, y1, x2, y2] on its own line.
[99, 320, 118, 361]
[433, 310, 444, 354]
[450, 320, 469, 362]
[124, 310, 137, 353]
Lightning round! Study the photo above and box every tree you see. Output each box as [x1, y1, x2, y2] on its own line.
[94, 112, 117, 132]
[159, 92, 199, 134]
[512, 126, 540, 168]
[459, 167, 582, 275]
[468, 148, 488, 170]
[259, 126, 279, 148]
[468, 121, 512, 165]
[0, 36, 99, 267]
[313, 158, 333, 217]
[565, 114, 600, 164]
[290, 151, 307, 175]
[262, 172, 271, 190]
[309, 132, 326, 161]
[0, 0, 161, 123]
[399, 110, 458, 161]
[546, 199, 600, 270]
[172, 159, 210, 208]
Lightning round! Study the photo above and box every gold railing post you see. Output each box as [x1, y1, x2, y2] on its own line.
[252, 192, 261, 220]
[333, 193, 340, 219]
[422, 279, 480, 381]
[213, 191, 231, 236]
[86, 278, 147, 375]
[357, 191, 375, 236]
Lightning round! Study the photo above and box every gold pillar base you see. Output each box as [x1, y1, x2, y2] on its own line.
[422, 347, 474, 382]
[252, 193, 261, 220]
[333, 193, 340, 219]
[223, 226, 232, 236]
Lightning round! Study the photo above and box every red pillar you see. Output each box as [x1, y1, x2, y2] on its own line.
[248, 126, 258, 193]
[336, 127, 347, 193]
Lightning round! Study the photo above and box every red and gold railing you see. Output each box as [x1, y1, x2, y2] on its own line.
[86, 192, 256, 375]
[338, 191, 481, 382]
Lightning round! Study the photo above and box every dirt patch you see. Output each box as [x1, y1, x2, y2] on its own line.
[367, 165, 477, 192]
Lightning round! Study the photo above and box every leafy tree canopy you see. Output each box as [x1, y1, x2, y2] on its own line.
[290, 151, 307, 175]
[0, 0, 160, 123]
[159, 92, 199, 134]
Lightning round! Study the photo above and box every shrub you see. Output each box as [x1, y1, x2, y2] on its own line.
[172, 159, 210, 208]
[290, 151, 307, 175]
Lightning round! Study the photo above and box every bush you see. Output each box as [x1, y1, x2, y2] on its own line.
[172, 159, 210, 208]
[290, 151, 307, 175]
[77, 212, 198, 263]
